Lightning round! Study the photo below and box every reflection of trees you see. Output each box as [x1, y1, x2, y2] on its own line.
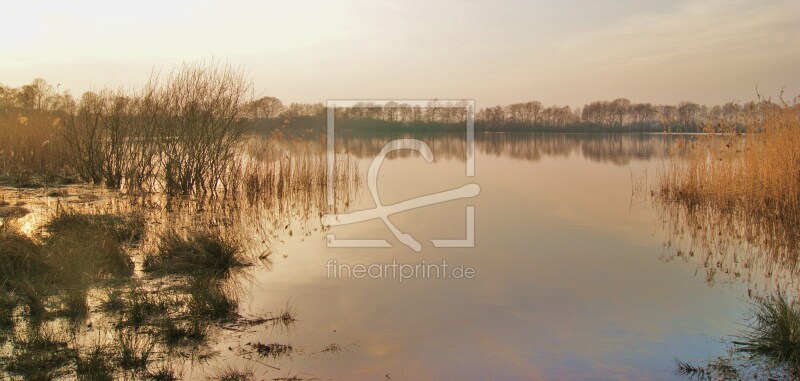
[328, 133, 677, 165]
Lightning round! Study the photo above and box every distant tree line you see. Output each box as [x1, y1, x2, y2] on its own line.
[243, 96, 770, 132]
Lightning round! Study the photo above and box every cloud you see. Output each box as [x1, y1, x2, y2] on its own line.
[551, 0, 800, 71]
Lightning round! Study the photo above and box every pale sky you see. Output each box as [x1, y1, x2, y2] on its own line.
[1, 0, 798, 108]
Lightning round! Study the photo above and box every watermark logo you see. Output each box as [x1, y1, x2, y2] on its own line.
[323, 100, 479, 252]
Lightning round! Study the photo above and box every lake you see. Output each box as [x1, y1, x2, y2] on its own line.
[0, 133, 764, 380]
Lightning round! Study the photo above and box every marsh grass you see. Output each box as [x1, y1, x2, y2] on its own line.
[209, 366, 254, 381]
[0, 220, 49, 284]
[0, 203, 301, 377]
[100, 288, 126, 313]
[145, 363, 180, 381]
[75, 342, 115, 381]
[675, 292, 800, 381]
[159, 318, 209, 345]
[42, 219, 133, 282]
[675, 294, 800, 380]
[58, 286, 89, 320]
[17, 280, 48, 319]
[144, 229, 248, 277]
[5, 326, 76, 380]
[0, 210, 140, 324]
[734, 294, 800, 373]
[0, 220, 51, 319]
[116, 329, 155, 370]
[123, 284, 171, 327]
[0, 106, 72, 187]
[0, 205, 30, 218]
[0, 288, 15, 329]
[46, 188, 69, 198]
[43, 211, 145, 246]
[658, 101, 800, 260]
[238, 136, 359, 203]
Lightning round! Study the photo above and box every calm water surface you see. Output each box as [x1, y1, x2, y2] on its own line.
[219, 133, 747, 380]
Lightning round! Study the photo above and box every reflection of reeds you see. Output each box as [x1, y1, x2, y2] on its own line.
[248, 342, 293, 359]
[237, 136, 359, 206]
[187, 277, 239, 321]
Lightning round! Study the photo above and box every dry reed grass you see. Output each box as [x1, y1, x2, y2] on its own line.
[659, 101, 800, 220]
[656, 98, 800, 286]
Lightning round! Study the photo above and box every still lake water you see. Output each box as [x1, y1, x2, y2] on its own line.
[0, 133, 757, 380]
[216, 133, 748, 380]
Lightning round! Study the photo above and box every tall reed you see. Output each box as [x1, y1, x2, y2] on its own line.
[657, 98, 800, 275]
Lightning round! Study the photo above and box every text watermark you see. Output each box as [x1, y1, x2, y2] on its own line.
[326, 259, 476, 283]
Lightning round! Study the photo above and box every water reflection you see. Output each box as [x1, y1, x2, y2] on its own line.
[331, 132, 677, 164]
[655, 197, 800, 295]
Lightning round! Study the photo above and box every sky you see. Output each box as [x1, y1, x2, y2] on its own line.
[1, 0, 798, 108]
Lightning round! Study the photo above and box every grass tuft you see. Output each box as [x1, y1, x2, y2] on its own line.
[144, 229, 248, 276]
[43, 224, 132, 282]
[5, 327, 76, 380]
[0, 205, 30, 218]
[43, 211, 145, 246]
[76, 342, 115, 381]
[735, 293, 800, 372]
[0, 221, 49, 285]
[209, 366, 254, 381]
[146, 363, 180, 381]
[116, 329, 154, 370]
[124, 284, 170, 327]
